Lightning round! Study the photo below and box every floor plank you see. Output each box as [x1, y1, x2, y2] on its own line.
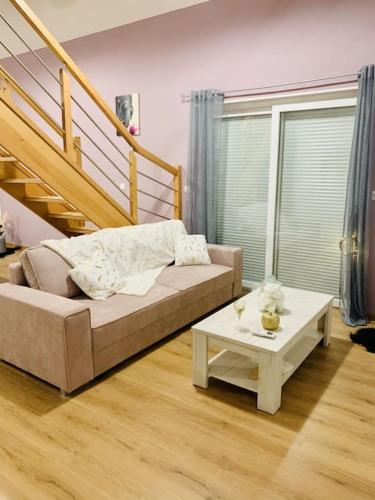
[0, 252, 374, 499]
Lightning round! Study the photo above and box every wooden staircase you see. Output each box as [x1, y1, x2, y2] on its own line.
[0, 150, 92, 236]
[0, 0, 182, 237]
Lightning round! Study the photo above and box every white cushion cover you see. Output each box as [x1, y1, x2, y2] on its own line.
[174, 234, 211, 266]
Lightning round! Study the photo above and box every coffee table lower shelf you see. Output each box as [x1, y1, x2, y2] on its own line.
[208, 330, 324, 393]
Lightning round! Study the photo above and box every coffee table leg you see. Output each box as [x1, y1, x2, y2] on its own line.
[323, 302, 332, 347]
[192, 331, 208, 388]
[257, 353, 282, 414]
[318, 301, 333, 347]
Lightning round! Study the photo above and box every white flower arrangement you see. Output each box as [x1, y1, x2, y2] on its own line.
[258, 277, 284, 313]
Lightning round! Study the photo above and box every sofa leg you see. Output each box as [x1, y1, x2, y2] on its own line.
[60, 389, 69, 398]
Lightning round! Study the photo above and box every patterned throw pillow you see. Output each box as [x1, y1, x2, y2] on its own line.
[174, 234, 211, 266]
[69, 251, 124, 300]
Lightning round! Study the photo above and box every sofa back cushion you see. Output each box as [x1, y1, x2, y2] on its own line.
[19, 246, 80, 297]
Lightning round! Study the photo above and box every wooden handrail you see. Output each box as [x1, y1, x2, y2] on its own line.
[10, 0, 178, 176]
[0, 65, 64, 137]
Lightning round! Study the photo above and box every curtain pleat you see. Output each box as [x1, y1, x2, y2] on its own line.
[185, 90, 224, 243]
[341, 65, 375, 326]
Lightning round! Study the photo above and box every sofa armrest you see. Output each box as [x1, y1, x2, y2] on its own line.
[0, 283, 93, 393]
[9, 262, 27, 285]
[207, 244, 243, 297]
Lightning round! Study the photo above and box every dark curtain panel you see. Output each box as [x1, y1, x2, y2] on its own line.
[341, 65, 375, 326]
[185, 90, 224, 243]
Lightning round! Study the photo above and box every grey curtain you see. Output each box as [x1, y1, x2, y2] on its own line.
[341, 65, 375, 326]
[185, 90, 224, 243]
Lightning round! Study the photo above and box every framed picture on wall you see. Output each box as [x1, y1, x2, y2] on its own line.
[115, 93, 140, 136]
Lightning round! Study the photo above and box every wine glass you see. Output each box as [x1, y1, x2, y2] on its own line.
[233, 300, 249, 333]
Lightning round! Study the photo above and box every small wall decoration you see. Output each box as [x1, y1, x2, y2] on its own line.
[115, 94, 140, 136]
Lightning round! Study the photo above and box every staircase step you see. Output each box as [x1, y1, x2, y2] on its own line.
[0, 178, 44, 184]
[47, 211, 88, 221]
[24, 195, 64, 203]
[67, 227, 98, 235]
[0, 156, 17, 162]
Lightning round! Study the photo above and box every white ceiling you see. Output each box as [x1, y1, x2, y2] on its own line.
[1, 0, 210, 57]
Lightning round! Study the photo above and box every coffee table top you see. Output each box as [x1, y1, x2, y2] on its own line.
[192, 286, 333, 354]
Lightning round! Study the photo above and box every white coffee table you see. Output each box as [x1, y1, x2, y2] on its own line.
[192, 287, 333, 414]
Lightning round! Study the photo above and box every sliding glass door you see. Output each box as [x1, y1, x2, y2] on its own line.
[273, 107, 355, 295]
[217, 98, 356, 296]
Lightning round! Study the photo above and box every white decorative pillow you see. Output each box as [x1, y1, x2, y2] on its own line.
[174, 234, 211, 266]
[69, 256, 124, 300]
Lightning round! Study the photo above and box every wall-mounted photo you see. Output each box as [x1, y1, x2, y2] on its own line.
[115, 93, 140, 136]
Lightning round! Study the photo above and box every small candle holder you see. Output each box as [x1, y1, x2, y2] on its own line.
[261, 310, 280, 331]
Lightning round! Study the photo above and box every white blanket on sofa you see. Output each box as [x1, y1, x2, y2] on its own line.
[41, 220, 187, 299]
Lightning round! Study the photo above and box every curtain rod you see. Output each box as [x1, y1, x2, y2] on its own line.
[181, 71, 360, 102]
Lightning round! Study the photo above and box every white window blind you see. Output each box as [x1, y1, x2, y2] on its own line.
[216, 115, 271, 282]
[274, 107, 355, 296]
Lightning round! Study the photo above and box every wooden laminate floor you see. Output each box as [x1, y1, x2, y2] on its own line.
[0, 253, 374, 499]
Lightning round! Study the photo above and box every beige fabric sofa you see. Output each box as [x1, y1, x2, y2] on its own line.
[0, 244, 242, 394]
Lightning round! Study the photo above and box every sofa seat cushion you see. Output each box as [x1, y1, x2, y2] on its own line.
[156, 264, 234, 306]
[73, 283, 181, 351]
[19, 246, 80, 298]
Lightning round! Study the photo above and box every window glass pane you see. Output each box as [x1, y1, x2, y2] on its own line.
[216, 115, 272, 282]
[274, 107, 355, 296]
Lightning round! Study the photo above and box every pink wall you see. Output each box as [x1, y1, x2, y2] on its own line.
[2, 0, 375, 310]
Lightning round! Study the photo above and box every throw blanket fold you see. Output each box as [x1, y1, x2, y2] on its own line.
[42, 220, 187, 299]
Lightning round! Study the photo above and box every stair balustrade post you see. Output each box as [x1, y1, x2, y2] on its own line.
[174, 165, 183, 220]
[59, 68, 75, 161]
[129, 150, 138, 223]
[73, 136, 82, 168]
